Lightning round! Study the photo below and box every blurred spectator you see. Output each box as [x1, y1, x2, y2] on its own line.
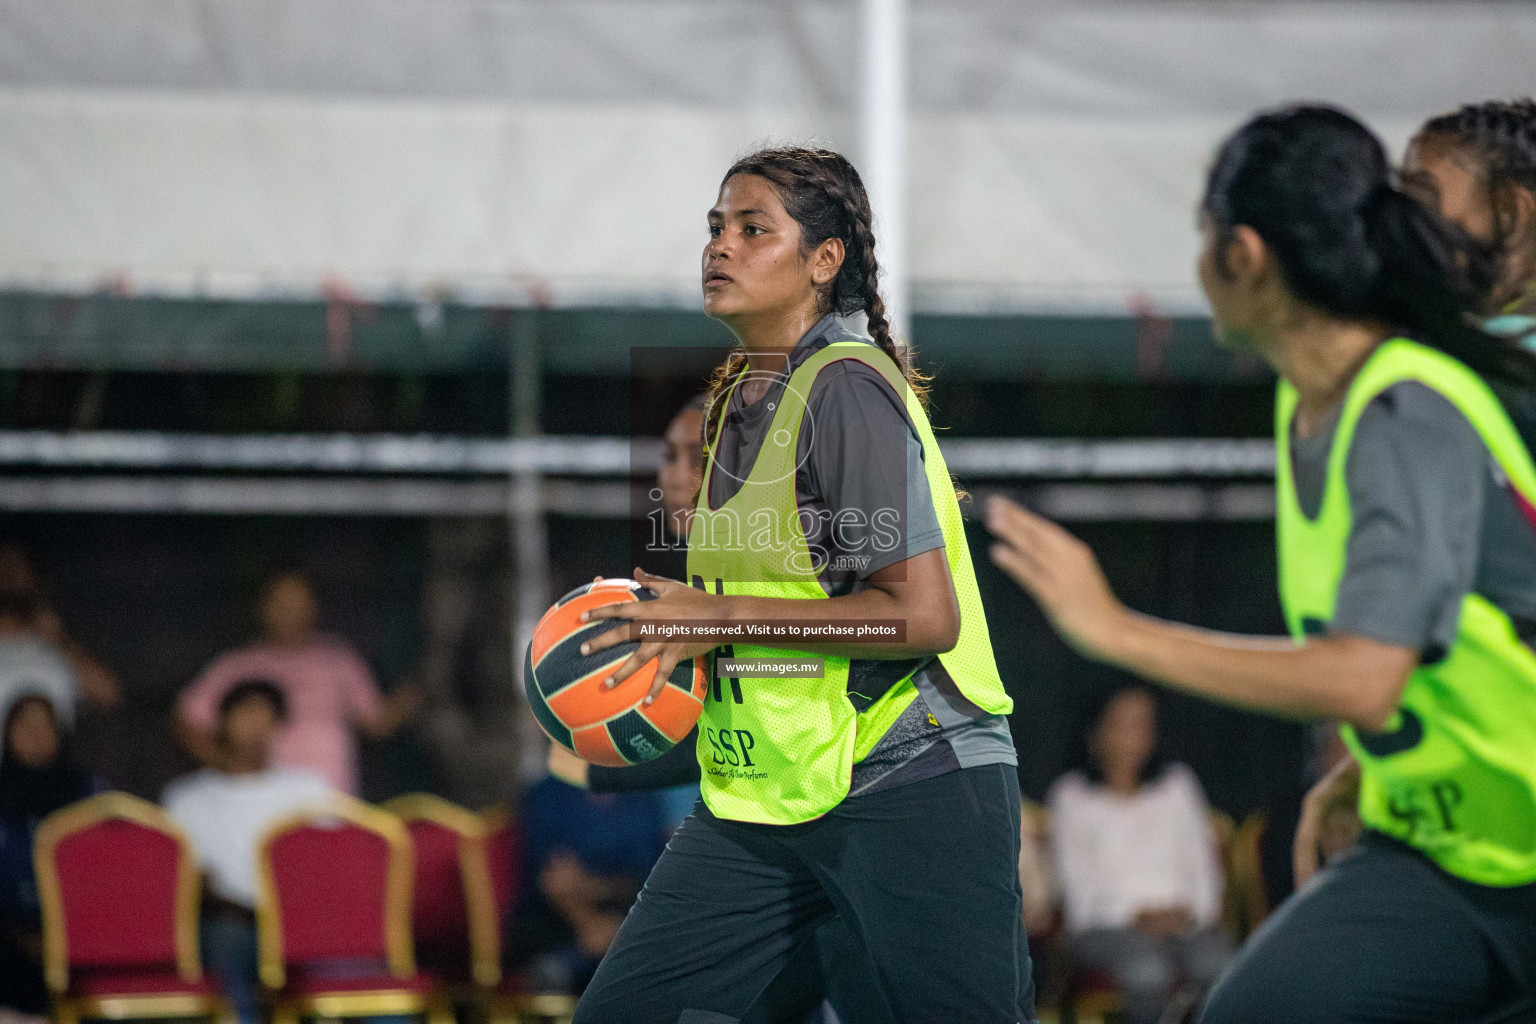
[1019, 803, 1058, 935]
[1019, 801, 1062, 1009]
[639, 394, 706, 590]
[163, 680, 333, 1024]
[0, 545, 120, 710]
[0, 695, 103, 1015]
[1049, 688, 1232, 1024]
[0, 592, 77, 729]
[656, 394, 705, 543]
[638, 393, 706, 825]
[509, 777, 667, 994]
[176, 571, 419, 794]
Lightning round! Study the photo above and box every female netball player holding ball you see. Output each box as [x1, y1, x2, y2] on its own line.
[989, 106, 1536, 1023]
[569, 147, 1033, 1024]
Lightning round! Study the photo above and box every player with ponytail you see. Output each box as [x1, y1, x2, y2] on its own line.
[570, 148, 1032, 1023]
[1293, 100, 1536, 893]
[988, 106, 1536, 1022]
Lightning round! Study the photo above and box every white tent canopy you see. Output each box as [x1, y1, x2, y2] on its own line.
[1, 0, 1533, 314]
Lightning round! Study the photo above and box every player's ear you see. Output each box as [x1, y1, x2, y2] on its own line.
[1222, 225, 1259, 276]
[810, 237, 844, 287]
[1497, 182, 1536, 258]
[1224, 225, 1270, 286]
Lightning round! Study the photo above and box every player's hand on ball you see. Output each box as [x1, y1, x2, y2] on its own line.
[581, 567, 722, 704]
[984, 495, 1128, 663]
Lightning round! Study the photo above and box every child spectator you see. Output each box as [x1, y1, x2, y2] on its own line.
[176, 571, 418, 794]
[509, 777, 667, 994]
[1048, 687, 1232, 1024]
[0, 695, 102, 1015]
[163, 680, 333, 1024]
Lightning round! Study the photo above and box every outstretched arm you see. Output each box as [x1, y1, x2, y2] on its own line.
[984, 495, 1416, 731]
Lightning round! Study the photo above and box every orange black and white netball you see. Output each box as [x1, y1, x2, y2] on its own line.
[524, 578, 708, 767]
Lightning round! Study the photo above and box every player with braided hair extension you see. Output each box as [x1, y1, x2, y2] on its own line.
[698, 148, 929, 448]
[1408, 99, 1536, 344]
[571, 147, 1033, 1023]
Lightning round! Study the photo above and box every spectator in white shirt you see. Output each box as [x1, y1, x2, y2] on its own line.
[0, 547, 121, 710]
[163, 680, 332, 1024]
[0, 592, 77, 730]
[1048, 687, 1233, 1024]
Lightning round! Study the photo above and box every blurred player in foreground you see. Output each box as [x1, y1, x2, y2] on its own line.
[1297, 98, 1536, 889]
[989, 105, 1536, 1023]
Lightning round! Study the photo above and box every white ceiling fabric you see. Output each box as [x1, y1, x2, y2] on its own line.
[0, 0, 1531, 312]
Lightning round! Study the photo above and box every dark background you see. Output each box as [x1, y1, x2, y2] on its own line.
[1, 297, 1305, 893]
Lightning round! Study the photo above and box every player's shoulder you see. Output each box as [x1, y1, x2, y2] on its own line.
[804, 339, 916, 420]
[1350, 379, 1484, 483]
[1362, 378, 1470, 427]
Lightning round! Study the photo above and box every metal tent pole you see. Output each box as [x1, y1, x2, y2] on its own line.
[861, 0, 910, 342]
[509, 307, 550, 778]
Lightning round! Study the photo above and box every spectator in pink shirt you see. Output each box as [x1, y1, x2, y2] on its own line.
[175, 572, 419, 794]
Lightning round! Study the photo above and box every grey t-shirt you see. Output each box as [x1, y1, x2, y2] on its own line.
[706, 314, 1016, 796]
[0, 635, 76, 726]
[1291, 380, 1536, 657]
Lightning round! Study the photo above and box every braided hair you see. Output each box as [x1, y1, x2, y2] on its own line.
[1416, 99, 1536, 304]
[701, 146, 929, 447]
[1205, 105, 1536, 386]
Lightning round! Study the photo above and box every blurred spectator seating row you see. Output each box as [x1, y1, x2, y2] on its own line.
[32, 791, 575, 1024]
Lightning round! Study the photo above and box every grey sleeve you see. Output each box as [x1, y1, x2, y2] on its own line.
[1329, 382, 1485, 655]
[798, 359, 946, 578]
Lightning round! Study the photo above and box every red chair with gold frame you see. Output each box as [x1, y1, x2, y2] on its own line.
[479, 808, 518, 959]
[476, 810, 572, 1024]
[256, 794, 451, 1024]
[383, 795, 517, 991]
[33, 792, 234, 1024]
